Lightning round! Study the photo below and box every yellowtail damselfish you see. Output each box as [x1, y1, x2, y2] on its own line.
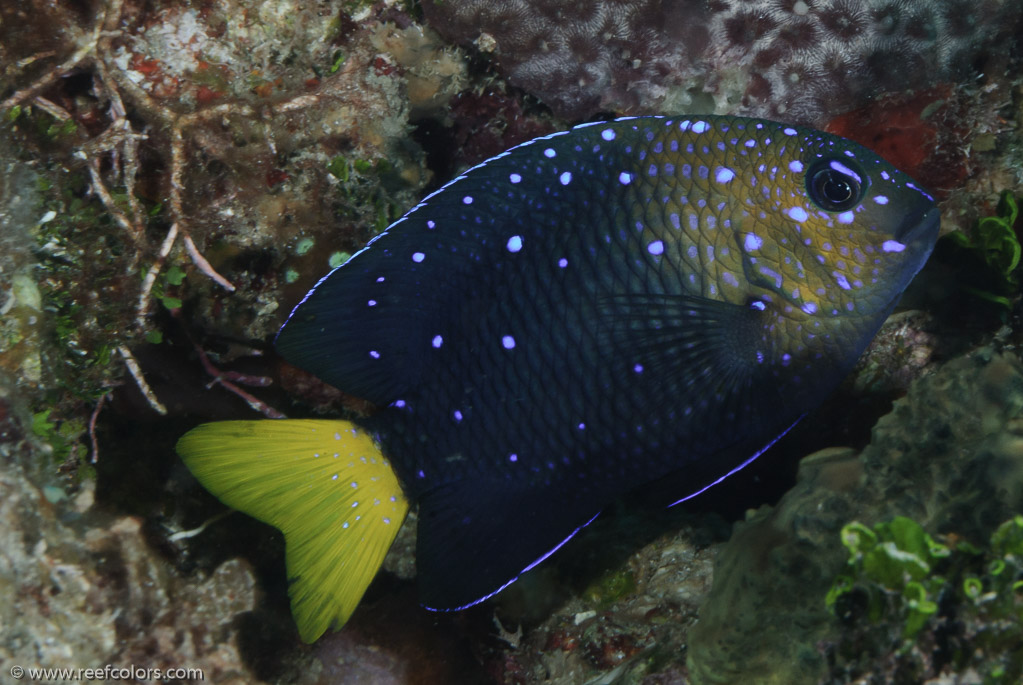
[177, 115, 940, 642]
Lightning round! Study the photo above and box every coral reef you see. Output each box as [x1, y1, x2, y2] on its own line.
[0, 134, 45, 391]
[2, 0, 466, 376]
[0, 0, 471, 680]
[0, 0, 467, 458]
[474, 509, 722, 684]
[2, 0, 1023, 682]
[687, 348, 1023, 684]
[0, 391, 257, 684]
[422, 0, 1023, 125]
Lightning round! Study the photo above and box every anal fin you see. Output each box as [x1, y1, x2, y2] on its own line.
[414, 478, 605, 611]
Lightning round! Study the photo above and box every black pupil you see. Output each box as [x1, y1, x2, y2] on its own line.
[805, 158, 865, 212]
[817, 171, 853, 204]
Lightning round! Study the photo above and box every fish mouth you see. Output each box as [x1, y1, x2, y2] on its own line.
[894, 205, 941, 247]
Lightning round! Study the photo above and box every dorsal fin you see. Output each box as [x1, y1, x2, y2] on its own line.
[273, 227, 447, 404]
[273, 199, 515, 405]
[273, 127, 588, 406]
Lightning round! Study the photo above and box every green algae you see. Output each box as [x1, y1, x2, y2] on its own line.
[327, 154, 405, 235]
[942, 190, 1021, 309]
[31, 408, 84, 464]
[827, 517, 949, 641]
[828, 514, 1023, 683]
[295, 237, 316, 255]
[583, 567, 637, 610]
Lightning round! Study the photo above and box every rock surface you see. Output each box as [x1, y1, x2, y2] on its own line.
[689, 348, 1023, 684]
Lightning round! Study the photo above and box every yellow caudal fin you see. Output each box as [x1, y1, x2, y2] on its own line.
[175, 419, 409, 643]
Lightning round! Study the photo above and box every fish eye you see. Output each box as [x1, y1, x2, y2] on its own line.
[806, 157, 866, 212]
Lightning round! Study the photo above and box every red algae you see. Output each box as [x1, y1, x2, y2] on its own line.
[825, 86, 970, 198]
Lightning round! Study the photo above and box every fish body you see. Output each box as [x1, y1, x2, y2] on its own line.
[178, 115, 939, 641]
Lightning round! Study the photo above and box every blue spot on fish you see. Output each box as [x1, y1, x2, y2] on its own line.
[788, 207, 809, 222]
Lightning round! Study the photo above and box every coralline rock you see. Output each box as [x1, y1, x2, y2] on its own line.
[474, 511, 720, 684]
[687, 347, 1023, 684]
[422, 0, 1023, 124]
[424, 0, 711, 119]
[0, 3, 474, 681]
[3, 0, 466, 360]
[0, 456, 259, 683]
[0, 135, 45, 392]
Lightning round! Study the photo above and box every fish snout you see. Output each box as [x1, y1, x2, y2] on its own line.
[894, 205, 941, 247]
